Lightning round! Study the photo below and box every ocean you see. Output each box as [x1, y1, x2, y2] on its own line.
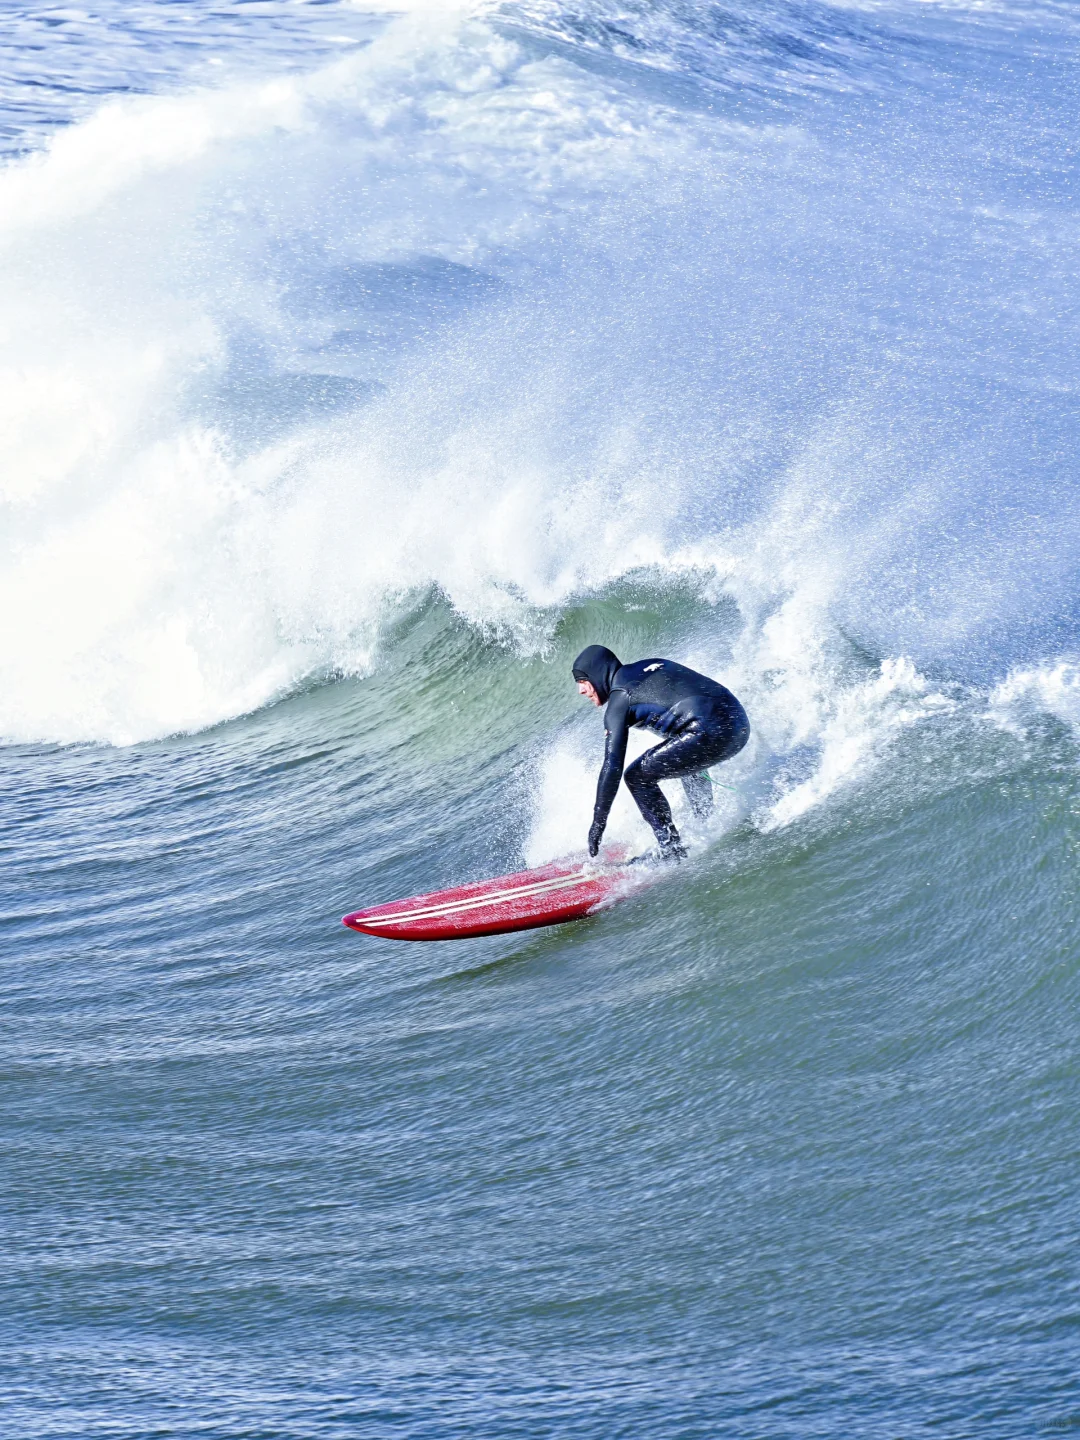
[1, 0, 1078, 1434]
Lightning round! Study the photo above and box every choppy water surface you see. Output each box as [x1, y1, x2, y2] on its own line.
[1, 0, 1078, 1434]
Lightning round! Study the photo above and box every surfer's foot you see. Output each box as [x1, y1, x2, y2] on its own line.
[628, 844, 687, 867]
[657, 826, 687, 863]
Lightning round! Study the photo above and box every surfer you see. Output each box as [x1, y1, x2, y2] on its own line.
[573, 645, 749, 861]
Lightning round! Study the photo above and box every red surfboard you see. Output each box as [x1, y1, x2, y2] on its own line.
[342, 848, 649, 941]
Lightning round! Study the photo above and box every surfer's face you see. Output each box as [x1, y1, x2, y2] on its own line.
[577, 679, 602, 706]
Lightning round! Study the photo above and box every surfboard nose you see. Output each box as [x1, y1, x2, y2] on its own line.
[342, 911, 384, 934]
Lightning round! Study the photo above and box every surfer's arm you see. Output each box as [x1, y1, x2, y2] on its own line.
[589, 690, 630, 851]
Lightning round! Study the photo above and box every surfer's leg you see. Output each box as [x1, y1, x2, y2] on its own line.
[681, 770, 714, 822]
[627, 715, 749, 854]
[624, 732, 714, 858]
[623, 756, 680, 854]
[679, 710, 749, 820]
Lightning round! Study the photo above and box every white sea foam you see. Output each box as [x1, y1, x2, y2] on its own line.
[0, 12, 710, 743]
[758, 656, 954, 830]
[988, 660, 1080, 738]
[522, 728, 653, 866]
[0, 0, 1074, 764]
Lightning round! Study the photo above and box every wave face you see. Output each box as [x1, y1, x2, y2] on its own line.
[2, 2, 1079, 1437]
[2, 0, 1079, 746]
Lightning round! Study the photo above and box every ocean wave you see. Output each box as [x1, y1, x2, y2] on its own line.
[0, 0, 1077, 749]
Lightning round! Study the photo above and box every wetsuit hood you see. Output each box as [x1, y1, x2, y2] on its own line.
[572, 645, 622, 704]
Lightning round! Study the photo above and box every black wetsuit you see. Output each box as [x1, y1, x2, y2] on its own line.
[572, 645, 750, 858]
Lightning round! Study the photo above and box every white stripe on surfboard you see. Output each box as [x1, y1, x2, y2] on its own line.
[358, 867, 615, 927]
[362, 870, 601, 927]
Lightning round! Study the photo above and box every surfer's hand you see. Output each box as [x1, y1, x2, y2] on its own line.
[588, 820, 604, 858]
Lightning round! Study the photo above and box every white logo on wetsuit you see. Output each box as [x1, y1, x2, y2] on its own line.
[644, 663, 663, 672]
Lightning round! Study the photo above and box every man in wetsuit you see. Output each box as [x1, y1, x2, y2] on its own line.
[573, 645, 750, 861]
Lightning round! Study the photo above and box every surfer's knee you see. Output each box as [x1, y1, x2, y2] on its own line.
[623, 755, 648, 792]
[625, 755, 665, 796]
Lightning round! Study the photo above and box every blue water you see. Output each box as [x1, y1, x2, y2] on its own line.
[1, 1, 1079, 1434]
